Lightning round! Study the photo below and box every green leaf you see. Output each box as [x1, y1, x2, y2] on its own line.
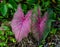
[0, 16, 3, 19]
[58, 18, 60, 20]
[1, 26, 10, 30]
[0, 36, 5, 40]
[9, 0, 17, 9]
[0, 30, 4, 35]
[42, 19, 52, 40]
[45, 1, 50, 7]
[7, 3, 13, 9]
[27, 0, 37, 5]
[0, 4, 8, 16]
[22, 4, 27, 14]
[47, 8, 56, 20]
[6, 31, 13, 35]
[0, 42, 6, 46]
[39, 45, 43, 47]
[15, 0, 21, 2]
[51, 28, 57, 35]
[10, 37, 16, 43]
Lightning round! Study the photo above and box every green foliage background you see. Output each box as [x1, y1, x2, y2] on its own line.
[0, 0, 60, 47]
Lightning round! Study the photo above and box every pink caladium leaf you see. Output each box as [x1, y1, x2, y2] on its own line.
[39, 12, 48, 38]
[11, 5, 32, 42]
[32, 8, 48, 41]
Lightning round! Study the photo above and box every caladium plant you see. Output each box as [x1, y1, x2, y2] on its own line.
[11, 5, 32, 42]
[32, 7, 48, 41]
[11, 5, 49, 42]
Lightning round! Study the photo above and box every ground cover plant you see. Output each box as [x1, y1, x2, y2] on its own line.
[0, 0, 60, 47]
